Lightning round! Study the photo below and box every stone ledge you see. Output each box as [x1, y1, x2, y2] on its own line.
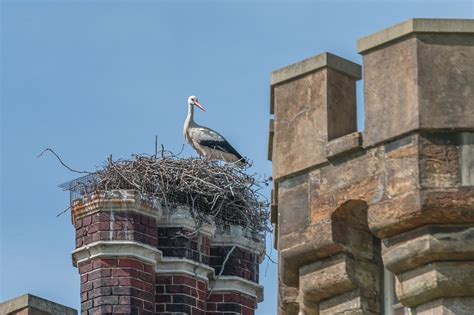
[358, 18, 474, 54]
[72, 190, 161, 222]
[211, 276, 264, 302]
[271, 52, 361, 87]
[212, 225, 266, 262]
[414, 297, 474, 315]
[382, 225, 474, 274]
[0, 294, 77, 315]
[326, 132, 362, 159]
[158, 206, 216, 237]
[299, 253, 377, 303]
[72, 240, 163, 267]
[156, 257, 215, 283]
[396, 261, 474, 307]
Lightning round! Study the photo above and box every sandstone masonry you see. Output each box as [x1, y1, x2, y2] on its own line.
[268, 18, 474, 315]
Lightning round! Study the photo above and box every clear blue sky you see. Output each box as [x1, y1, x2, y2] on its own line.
[1, 1, 472, 314]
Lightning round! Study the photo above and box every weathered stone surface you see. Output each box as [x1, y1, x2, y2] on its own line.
[360, 20, 474, 147]
[414, 297, 474, 315]
[319, 289, 379, 315]
[419, 133, 461, 188]
[299, 254, 378, 303]
[280, 200, 376, 287]
[362, 36, 419, 147]
[271, 18, 474, 315]
[417, 34, 474, 130]
[278, 280, 299, 315]
[327, 68, 357, 141]
[278, 173, 310, 236]
[396, 261, 474, 307]
[461, 133, 474, 186]
[357, 19, 474, 54]
[382, 225, 474, 274]
[271, 53, 360, 179]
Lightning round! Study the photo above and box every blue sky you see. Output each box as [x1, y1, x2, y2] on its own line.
[1, 1, 472, 314]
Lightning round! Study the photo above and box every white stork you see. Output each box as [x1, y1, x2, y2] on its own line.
[183, 95, 247, 165]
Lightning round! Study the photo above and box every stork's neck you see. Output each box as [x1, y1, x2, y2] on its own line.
[185, 103, 195, 126]
[183, 104, 195, 142]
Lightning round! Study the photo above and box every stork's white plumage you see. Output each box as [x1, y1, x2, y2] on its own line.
[183, 96, 247, 165]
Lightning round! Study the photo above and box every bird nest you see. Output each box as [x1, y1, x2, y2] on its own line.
[60, 154, 271, 233]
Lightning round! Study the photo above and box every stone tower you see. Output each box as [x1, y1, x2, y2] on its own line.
[269, 19, 474, 314]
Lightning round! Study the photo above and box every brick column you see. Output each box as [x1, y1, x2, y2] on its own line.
[153, 206, 215, 315]
[71, 190, 266, 315]
[72, 191, 159, 314]
[207, 226, 265, 315]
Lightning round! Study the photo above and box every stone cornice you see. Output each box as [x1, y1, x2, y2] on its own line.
[213, 226, 266, 263]
[72, 190, 161, 221]
[158, 206, 216, 237]
[156, 257, 215, 283]
[211, 276, 264, 302]
[72, 241, 162, 267]
[358, 18, 474, 54]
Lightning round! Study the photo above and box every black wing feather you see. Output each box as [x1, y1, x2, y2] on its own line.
[199, 139, 246, 162]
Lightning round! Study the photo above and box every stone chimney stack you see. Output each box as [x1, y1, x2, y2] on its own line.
[270, 52, 361, 180]
[358, 18, 474, 147]
[71, 190, 264, 314]
[269, 18, 474, 315]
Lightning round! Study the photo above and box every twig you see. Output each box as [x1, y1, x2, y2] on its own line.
[38, 148, 92, 174]
[56, 205, 72, 218]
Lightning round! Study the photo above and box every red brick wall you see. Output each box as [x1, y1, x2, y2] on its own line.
[207, 292, 257, 315]
[155, 274, 207, 314]
[75, 212, 158, 248]
[74, 209, 261, 314]
[79, 258, 154, 314]
[157, 227, 211, 265]
[210, 246, 259, 282]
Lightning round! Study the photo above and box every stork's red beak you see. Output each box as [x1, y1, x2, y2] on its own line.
[194, 100, 206, 112]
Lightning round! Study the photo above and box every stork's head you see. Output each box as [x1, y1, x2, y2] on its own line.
[187, 95, 205, 112]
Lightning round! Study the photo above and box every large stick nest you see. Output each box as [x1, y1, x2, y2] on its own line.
[62, 153, 270, 233]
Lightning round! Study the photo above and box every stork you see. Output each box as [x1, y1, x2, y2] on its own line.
[183, 95, 247, 165]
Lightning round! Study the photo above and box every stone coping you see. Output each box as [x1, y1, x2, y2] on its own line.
[358, 18, 474, 54]
[72, 240, 163, 267]
[326, 132, 362, 159]
[270, 52, 361, 114]
[213, 225, 266, 262]
[72, 240, 264, 300]
[211, 276, 264, 302]
[158, 205, 216, 237]
[271, 52, 362, 86]
[0, 294, 77, 315]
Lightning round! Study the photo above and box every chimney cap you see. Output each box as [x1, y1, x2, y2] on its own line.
[358, 18, 474, 54]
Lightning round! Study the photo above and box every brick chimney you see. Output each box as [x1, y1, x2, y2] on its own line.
[71, 190, 264, 314]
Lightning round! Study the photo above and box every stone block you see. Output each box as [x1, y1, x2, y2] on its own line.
[319, 289, 379, 315]
[382, 225, 474, 274]
[299, 254, 378, 303]
[414, 297, 474, 315]
[396, 261, 474, 308]
[278, 173, 310, 236]
[325, 132, 362, 159]
[359, 19, 474, 147]
[271, 52, 361, 179]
